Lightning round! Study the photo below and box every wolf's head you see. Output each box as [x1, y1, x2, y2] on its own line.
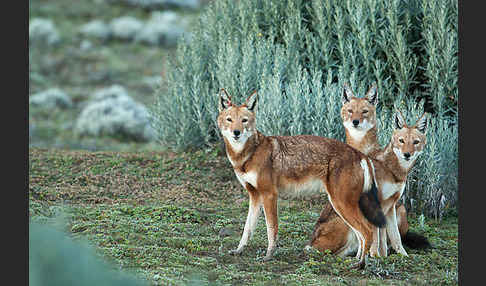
[217, 89, 258, 153]
[341, 83, 378, 135]
[390, 111, 428, 169]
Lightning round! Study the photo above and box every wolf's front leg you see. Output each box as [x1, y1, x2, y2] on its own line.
[230, 194, 262, 255]
[379, 227, 388, 257]
[370, 227, 380, 257]
[262, 193, 278, 261]
[353, 229, 363, 260]
[386, 205, 408, 256]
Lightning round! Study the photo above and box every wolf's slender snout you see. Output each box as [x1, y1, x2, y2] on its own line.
[403, 152, 411, 160]
[352, 120, 360, 127]
[233, 130, 241, 137]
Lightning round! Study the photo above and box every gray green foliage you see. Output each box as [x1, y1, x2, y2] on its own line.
[29, 222, 148, 286]
[151, 0, 457, 216]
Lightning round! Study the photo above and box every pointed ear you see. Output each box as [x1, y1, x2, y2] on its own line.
[245, 90, 258, 112]
[366, 82, 378, 105]
[218, 88, 232, 112]
[394, 110, 406, 130]
[342, 83, 354, 105]
[414, 112, 428, 134]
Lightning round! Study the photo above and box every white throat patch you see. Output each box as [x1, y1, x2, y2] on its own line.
[344, 120, 373, 142]
[392, 147, 421, 170]
[221, 127, 252, 154]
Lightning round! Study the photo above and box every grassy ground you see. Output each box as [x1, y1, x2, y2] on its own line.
[29, 148, 458, 285]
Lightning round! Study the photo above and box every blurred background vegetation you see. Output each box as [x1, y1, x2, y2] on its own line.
[29, 222, 149, 286]
[29, 0, 210, 152]
[29, 1, 210, 284]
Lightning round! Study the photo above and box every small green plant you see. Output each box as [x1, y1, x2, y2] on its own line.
[419, 214, 426, 229]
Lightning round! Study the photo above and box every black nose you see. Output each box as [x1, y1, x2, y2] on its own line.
[404, 152, 411, 159]
[233, 130, 241, 137]
[352, 120, 360, 127]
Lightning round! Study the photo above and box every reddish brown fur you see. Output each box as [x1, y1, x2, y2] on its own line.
[217, 89, 383, 268]
[311, 85, 425, 258]
[310, 203, 352, 255]
[309, 202, 409, 256]
[309, 109, 428, 257]
[396, 204, 409, 237]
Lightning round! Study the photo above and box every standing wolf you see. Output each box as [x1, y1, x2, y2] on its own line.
[217, 88, 386, 269]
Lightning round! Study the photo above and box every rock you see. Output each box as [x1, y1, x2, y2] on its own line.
[109, 16, 144, 41]
[90, 84, 129, 101]
[108, 0, 201, 10]
[29, 18, 61, 46]
[75, 85, 156, 142]
[29, 88, 73, 109]
[135, 11, 188, 47]
[79, 20, 111, 40]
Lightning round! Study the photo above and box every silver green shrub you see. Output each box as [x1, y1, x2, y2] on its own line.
[151, 0, 457, 216]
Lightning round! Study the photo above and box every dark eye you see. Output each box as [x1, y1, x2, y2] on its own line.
[362, 110, 368, 114]
[226, 118, 232, 122]
[347, 109, 353, 113]
[413, 140, 420, 145]
[399, 138, 404, 143]
[242, 118, 248, 123]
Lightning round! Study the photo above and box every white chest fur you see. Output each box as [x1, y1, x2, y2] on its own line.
[344, 122, 367, 142]
[380, 181, 405, 201]
[235, 170, 258, 188]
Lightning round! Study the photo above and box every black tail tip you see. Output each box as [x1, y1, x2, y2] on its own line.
[359, 192, 386, 228]
[403, 231, 432, 250]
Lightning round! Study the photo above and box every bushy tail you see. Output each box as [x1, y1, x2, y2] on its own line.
[358, 159, 386, 228]
[359, 181, 386, 228]
[402, 231, 432, 250]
